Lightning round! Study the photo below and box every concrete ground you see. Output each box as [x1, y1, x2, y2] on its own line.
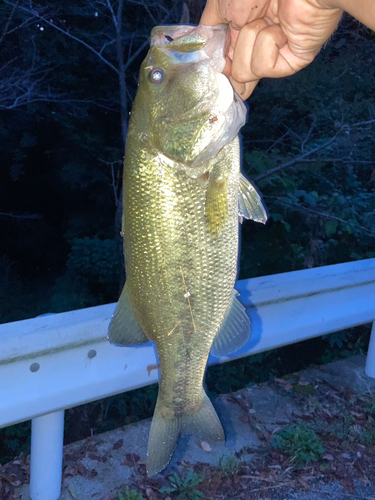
[12, 355, 375, 500]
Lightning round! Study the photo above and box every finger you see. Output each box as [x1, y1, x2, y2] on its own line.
[230, 77, 259, 100]
[231, 19, 270, 83]
[222, 56, 232, 78]
[200, 0, 223, 26]
[200, 1, 233, 76]
[251, 25, 315, 78]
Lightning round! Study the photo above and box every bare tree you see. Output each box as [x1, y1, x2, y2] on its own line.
[1, 0, 184, 249]
[2, 0, 180, 145]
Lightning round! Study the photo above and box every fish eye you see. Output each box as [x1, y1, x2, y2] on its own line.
[149, 68, 165, 84]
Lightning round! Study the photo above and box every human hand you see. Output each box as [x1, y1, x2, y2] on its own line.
[200, 0, 343, 99]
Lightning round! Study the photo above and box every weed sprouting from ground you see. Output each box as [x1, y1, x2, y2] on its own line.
[159, 471, 205, 500]
[117, 486, 143, 500]
[272, 424, 325, 468]
[218, 455, 240, 476]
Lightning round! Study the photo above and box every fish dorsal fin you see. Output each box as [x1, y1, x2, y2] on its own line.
[239, 174, 268, 224]
[210, 292, 251, 358]
[108, 284, 149, 346]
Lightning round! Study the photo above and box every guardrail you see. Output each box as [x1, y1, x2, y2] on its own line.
[1, 258, 375, 500]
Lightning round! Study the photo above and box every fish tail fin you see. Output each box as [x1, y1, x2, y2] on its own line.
[146, 401, 180, 477]
[181, 391, 225, 442]
[146, 391, 224, 477]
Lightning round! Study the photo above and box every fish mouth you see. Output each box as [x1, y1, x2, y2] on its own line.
[151, 25, 247, 167]
[151, 24, 230, 74]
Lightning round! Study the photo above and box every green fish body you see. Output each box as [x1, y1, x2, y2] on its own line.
[108, 24, 267, 476]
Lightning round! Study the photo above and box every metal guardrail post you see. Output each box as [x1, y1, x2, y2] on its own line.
[365, 321, 375, 379]
[30, 410, 65, 500]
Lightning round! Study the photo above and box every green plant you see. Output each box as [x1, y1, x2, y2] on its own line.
[324, 331, 349, 349]
[117, 486, 143, 500]
[159, 471, 205, 500]
[0, 421, 31, 462]
[273, 425, 325, 468]
[364, 401, 375, 415]
[358, 415, 375, 445]
[218, 455, 240, 476]
[343, 411, 355, 425]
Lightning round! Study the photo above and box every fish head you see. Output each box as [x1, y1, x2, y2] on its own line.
[136, 24, 247, 169]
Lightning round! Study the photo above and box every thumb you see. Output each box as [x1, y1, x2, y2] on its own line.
[200, 0, 224, 26]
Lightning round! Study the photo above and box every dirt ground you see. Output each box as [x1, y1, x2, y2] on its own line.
[2, 355, 375, 500]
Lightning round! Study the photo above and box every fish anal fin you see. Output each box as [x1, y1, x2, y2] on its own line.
[205, 174, 228, 236]
[211, 293, 251, 357]
[108, 284, 149, 346]
[239, 174, 268, 224]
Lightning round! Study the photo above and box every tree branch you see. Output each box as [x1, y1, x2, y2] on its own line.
[98, 158, 123, 207]
[105, 0, 117, 29]
[301, 120, 316, 153]
[0, 0, 19, 46]
[254, 118, 375, 181]
[351, 119, 375, 128]
[3, 0, 119, 74]
[254, 128, 345, 181]
[265, 196, 374, 235]
[0, 211, 42, 220]
[123, 9, 172, 70]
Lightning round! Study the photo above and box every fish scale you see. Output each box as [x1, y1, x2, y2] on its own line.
[125, 142, 239, 345]
[108, 24, 268, 476]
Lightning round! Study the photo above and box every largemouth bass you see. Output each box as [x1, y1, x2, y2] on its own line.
[108, 24, 267, 476]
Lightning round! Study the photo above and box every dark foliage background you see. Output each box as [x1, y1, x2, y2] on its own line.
[0, 0, 374, 464]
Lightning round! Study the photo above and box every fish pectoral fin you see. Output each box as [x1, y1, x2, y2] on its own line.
[147, 392, 224, 476]
[107, 284, 149, 346]
[238, 173, 268, 224]
[210, 293, 251, 358]
[205, 173, 228, 236]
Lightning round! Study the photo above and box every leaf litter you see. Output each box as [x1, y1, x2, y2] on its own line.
[2, 359, 375, 500]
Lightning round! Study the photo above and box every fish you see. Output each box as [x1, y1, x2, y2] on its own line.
[108, 24, 267, 476]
